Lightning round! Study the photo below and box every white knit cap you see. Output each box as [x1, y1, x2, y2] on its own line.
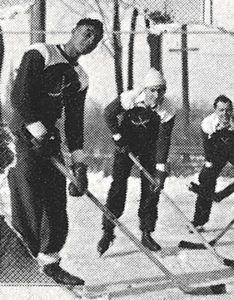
[143, 68, 166, 88]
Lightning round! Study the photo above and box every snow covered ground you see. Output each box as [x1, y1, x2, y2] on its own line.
[1, 171, 234, 299]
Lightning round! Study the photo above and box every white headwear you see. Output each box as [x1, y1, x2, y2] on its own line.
[143, 68, 166, 88]
[120, 68, 167, 111]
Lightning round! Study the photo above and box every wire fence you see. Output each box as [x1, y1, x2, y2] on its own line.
[1, 1, 234, 164]
[1, 0, 234, 288]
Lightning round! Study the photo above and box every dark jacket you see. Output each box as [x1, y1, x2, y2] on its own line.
[201, 113, 234, 162]
[104, 93, 175, 163]
[10, 43, 87, 152]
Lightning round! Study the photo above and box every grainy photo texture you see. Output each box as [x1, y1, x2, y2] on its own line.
[0, 1, 234, 299]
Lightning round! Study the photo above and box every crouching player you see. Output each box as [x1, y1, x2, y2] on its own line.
[190, 95, 234, 232]
[97, 68, 176, 255]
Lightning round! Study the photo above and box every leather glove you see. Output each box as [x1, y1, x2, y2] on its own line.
[68, 162, 88, 197]
[21, 124, 60, 158]
[151, 163, 170, 191]
[30, 132, 60, 158]
[112, 134, 129, 154]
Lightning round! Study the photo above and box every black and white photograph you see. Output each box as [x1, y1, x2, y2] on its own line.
[0, 0, 234, 299]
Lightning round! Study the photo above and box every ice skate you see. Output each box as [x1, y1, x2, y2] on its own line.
[97, 231, 116, 256]
[43, 262, 85, 285]
[141, 231, 161, 251]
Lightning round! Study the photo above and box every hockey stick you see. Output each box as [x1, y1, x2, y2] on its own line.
[210, 218, 234, 244]
[189, 181, 234, 203]
[179, 218, 234, 250]
[51, 156, 227, 295]
[128, 152, 234, 269]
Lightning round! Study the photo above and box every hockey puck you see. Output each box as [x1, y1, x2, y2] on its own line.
[210, 284, 226, 294]
[178, 240, 206, 249]
[209, 240, 216, 247]
[223, 258, 234, 268]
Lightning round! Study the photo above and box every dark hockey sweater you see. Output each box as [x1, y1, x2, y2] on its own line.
[104, 92, 175, 163]
[10, 43, 88, 152]
[201, 113, 234, 162]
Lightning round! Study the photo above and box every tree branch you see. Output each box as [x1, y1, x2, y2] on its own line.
[94, 0, 114, 49]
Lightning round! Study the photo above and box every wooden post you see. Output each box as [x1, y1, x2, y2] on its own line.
[210, 0, 213, 25]
[30, 0, 46, 44]
[181, 24, 189, 132]
[113, 0, 123, 96]
[147, 33, 163, 71]
[202, 0, 206, 23]
[127, 8, 138, 90]
[145, 17, 163, 72]
[0, 26, 4, 79]
[169, 25, 200, 138]
[0, 26, 4, 124]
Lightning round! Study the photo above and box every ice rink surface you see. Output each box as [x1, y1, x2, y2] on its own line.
[1, 172, 234, 299]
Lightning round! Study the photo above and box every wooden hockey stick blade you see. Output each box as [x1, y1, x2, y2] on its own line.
[128, 152, 234, 269]
[185, 284, 226, 295]
[223, 258, 234, 268]
[179, 218, 234, 249]
[208, 240, 217, 247]
[178, 240, 215, 249]
[50, 157, 227, 295]
[86, 191, 227, 296]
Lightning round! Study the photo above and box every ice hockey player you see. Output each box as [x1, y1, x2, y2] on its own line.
[7, 19, 103, 285]
[189, 95, 234, 232]
[97, 68, 176, 256]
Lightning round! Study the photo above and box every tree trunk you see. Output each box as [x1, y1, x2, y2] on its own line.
[0, 26, 4, 80]
[127, 8, 138, 90]
[145, 17, 162, 71]
[147, 33, 162, 71]
[0, 26, 4, 123]
[30, 0, 46, 44]
[181, 24, 190, 134]
[113, 0, 123, 96]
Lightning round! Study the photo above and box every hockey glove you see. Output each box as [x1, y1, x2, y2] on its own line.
[30, 132, 61, 159]
[151, 163, 170, 191]
[68, 162, 88, 197]
[20, 124, 60, 159]
[112, 134, 129, 154]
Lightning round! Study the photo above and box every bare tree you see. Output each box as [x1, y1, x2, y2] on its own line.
[127, 8, 138, 90]
[54, 0, 132, 95]
[0, 26, 4, 123]
[113, 0, 123, 95]
[145, 8, 173, 71]
[0, 26, 4, 80]
[50, 1, 175, 95]
[30, 0, 46, 44]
